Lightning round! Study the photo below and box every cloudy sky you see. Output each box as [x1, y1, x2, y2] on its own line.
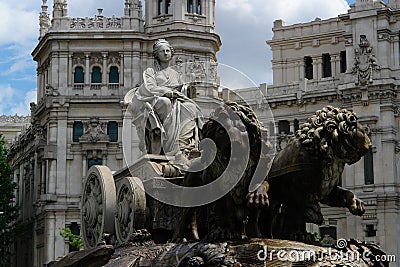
[0, 0, 363, 115]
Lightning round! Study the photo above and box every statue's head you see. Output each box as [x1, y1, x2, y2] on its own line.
[296, 105, 371, 164]
[153, 39, 175, 70]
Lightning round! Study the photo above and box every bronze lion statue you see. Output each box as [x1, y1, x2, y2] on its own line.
[261, 105, 371, 242]
[173, 101, 272, 241]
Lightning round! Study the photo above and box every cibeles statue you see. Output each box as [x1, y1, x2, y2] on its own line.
[125, 39, 203, 161]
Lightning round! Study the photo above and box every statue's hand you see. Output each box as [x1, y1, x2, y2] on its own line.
[247, 181, 269, 208]
[164, 91, 174, 98]
[348, 195, 365, 216]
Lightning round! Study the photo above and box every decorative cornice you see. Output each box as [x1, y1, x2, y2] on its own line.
[0, 115, 31, 124]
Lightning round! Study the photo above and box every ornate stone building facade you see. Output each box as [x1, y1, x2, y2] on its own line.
[265, 0, 400, 261]
[0, 115, 30, 146]
[8, 0, 220, 266]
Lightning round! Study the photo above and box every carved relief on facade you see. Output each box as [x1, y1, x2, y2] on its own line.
[107, 54, 121, 65]
[70, 16, 122, 30]
[80, 117, 108, 142]
[176, 58, 218, 85]
[90, 55, 102, 65]
[70, 18, 86, 29]
[34, 123, 47, 143]
[351, 35, 380, 86]
[72, 54, 85, 65]
[45, 84, 60, 96]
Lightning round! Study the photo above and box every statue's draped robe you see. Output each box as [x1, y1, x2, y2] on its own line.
[130, 67, 202, 154]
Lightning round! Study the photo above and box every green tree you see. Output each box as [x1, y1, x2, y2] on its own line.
[0, 134, 19, 267]
[60, 227, 83, 251]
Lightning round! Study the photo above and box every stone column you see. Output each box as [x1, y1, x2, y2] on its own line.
[102, 52, 108, 85]
[379, 104, 396, 185]
[45, 213, 56, 264]
[102, 154, 107, 166]
[68, 53, 73, 86]
[41, 161, 46, 194]
[332, 54, 340, 78]
[54, 212, 66, 259]
[119, 53, 124, 86]
[48, 160, 56, 194]
[82, 154, 87, 178]
[84, 52, 90, 85]
[299, 59, 305, 80]
[394, 38, 400, 67]
[313, 56, 321, 80]
[56, 110, 68, 195]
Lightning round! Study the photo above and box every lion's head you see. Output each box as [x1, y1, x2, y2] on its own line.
[296, 105, 371, 164]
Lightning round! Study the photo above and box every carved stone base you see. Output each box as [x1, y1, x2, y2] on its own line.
[102, 238, 388, 267]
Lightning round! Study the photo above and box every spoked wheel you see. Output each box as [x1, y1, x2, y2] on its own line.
[115, 176, 146, 245]
[81, 165, 116, 249]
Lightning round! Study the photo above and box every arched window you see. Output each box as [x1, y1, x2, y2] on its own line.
[91, 66, 102, 83]
[74, 66, 84, 83]
[109, 66, 119, 83]
[73, 122, 83, 142]
[107, 121, 118, 142]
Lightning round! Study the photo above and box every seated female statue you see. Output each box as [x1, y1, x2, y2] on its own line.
[127, 39, 202, 157]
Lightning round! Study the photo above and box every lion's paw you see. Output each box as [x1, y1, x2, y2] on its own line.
[247, 181, 269, 208]
[348, 195, 365, 216]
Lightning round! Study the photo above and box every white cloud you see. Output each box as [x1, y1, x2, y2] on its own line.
[10, 89, 37, 116]
[0, 84, 15, 114]
[0, 1, 38, 47]
[216, 0, 350, 84]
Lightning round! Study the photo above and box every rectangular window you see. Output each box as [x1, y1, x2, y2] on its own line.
[304, 56, 313, 80]
[320, 226, 337, 240]
[196, 0, 201, 14]
[322, 53, 332, 78]
[107, 121, 118, 142]
[364, 148, 374, 185]
[158, 0, 163, 15]
[68, 222, 81, 252]
[366, 224, 376, 237]
[278, 120, 290, 134]
[340, 51, 347, 73]
[187, 0, 201, 14]
[294, 119, 300, 132]
[187, 0, 194, 13]
[166, 0, 171, 14]
[73, 122, 83, 142]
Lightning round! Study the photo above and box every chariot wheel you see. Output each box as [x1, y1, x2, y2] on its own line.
[115, 176, 146, 244]
[81, 165, 116, 249]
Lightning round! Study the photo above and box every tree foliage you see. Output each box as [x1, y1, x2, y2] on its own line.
[60, 227, 83, 250]
[0, 134, 19, 266]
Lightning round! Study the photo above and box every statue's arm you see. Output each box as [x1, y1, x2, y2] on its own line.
[143, 68, 173, 96]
